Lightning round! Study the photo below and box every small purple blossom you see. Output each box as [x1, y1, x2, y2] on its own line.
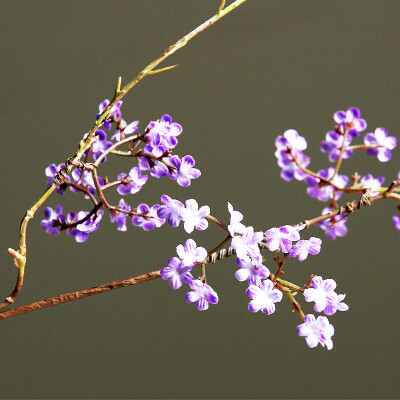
[160, 257, 193, 290]
[146, 114, 182, 149]
[324, 293, 349, 315]
[276, 151, 310, 182]
[45, 163, 69, 194]
[358, 174, 385, 195]
[169, 155, 201, 187]
[321, 131, 353, 162]
[131, 203, 165, 231]
[246, 279, 283, 315]
[306, 167, 348, 202]
[303, 275, 348, 315]
[179, 199, 210, 234]
[41, 205, 64, 235]
[111, 120, 139, 141]
[67, 210, 104, 243]
[289, 237, 322, 261]
[176, 239, 207, 268]
[364, 127, 397, 162]
[318, 208, 348, 240]
[393, 215, 400, 232]
[231, 226, 264, 260]
[227, 202, 245, 236]
[110, 199, 131, 231]
[264, 225, 300, 253]
[83, 130, 113, 163]
[157, 195, 184, 227]
[138, 143, 170, 179]
[185, 280, 218, 311]
[96, 99, 122, 130]
[235, 255, 270, 286]
[333, 107, 366, 137]
[117, 167, 148, 195]
[275, 129, 307, 155]
[297, 314, 334, 350]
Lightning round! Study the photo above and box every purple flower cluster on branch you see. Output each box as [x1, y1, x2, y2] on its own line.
[36, 102, 400, 350]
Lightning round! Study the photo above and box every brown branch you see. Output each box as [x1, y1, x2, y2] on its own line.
[0, 270, 161, 320]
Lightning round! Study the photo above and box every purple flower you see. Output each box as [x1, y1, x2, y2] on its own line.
[169, 155, 201, 187]
[67, 210, 104, 243]
[185, 280, 218, 311]
[146, 114, 182, 149]
[117, 167, 148, 195]
[303, 275, 346, 314]
[235, 255, 270, 286]
[111, 120, 139, 141]
[306, 167, 348, 202]
[321, 131, 353, 162]
[333, 107, 366, 137]
[227, 202, 245, 236]
[324, 293, 349, 316]
[264, 225, 300, 253]
[157, 195, 184, 227]
[297, 314, 334, 350]
[231, 226, 264, 260]
[83, 130, 113, 163]
[138, 143, 170, 179]
[318, 207, 348, 240]
[96, 99, 123, 130]
[45, 163, 69, 194]
[393, 215, 400, 232]
[131, 203, 165, 231]
[176, 239, 207, 268]
[70, 169, 103, 199]
[41, 205, 64, 235]
[179, 199, 210, 234]
[289, 237, 322, 261]
[246, 280, 283, 315]
[110, 199, 131, 231]
[161, 257, 193, 290]
[275, 129, 307, 155]
[358, 174, 385, 195]
[276, 150, 310, 182]
[364, 127, 397, 162]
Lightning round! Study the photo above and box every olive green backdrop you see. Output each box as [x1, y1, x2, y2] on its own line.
[1, 1, 399, 398]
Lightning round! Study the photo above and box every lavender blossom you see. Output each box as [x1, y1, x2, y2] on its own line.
[117, 167, 148, 195]
[67, 210, 104, 243]
[83, 130, 113, 163]
[131, 203, 165, 231]
[276, 150, 310, 182]
[306, 167, 348, 202]
[146, 114, 182, 149]
[333, 107, 366, 137]
[111, 120, 139, 141]
[231, 226, 264, 260]
[157, 195, 184, 227]
[110, 199, 131, 231]
[96, 99, 123, 130]
[179, 199, 210, 234]
[176, 239, 207, 268]
[41, 205, 64, 235]
[138, 143, 170, 179]
[289, 237, 322, 261]
[227, 202, 245, 236]
[275, 129, 307, 155]
[321, 131, 353, 162]
[393, 215, 400, 232]
[318, 208, 348, 240]
[246, 279, 283, 315]
[235, 255, 270, 286]
[358, 174, 385, 196]
[264, 225, 300, 253]
[297, 314, 334, 350]
[169, 155, 201, 187]
[185, 280, 218, 311]
[364, 127, 397, 162]
[161, 257, 193, 290]
[324, 293, 349, 315]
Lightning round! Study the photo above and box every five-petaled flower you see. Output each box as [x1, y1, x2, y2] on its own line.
[246, 280, 283, 315]
[185, 280, 218, 311]
[297, 314, 335, 350]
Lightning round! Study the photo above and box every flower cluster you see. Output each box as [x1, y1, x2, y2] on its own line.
[274, 107, 399, 237]
[41, 100, 201, 242]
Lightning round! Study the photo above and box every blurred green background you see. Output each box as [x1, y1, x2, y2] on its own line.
[1, 1, 399, 398]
